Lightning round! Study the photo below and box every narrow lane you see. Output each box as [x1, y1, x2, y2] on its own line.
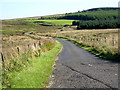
[50, 39, 118, 89]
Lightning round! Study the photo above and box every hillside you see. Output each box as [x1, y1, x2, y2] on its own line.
[38, 7, 119, 20]
[34, 7, 119, 29]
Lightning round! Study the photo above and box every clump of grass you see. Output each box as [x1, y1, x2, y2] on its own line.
[40, 38, 56, 52]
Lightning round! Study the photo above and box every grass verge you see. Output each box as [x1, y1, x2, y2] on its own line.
[9, 40, 62, 88]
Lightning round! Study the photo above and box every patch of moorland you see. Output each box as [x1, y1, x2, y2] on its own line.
[1, 19, 63, 36]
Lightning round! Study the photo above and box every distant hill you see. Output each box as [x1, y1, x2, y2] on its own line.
[22, 7, 119, 29]
[38, 7, 118, 21]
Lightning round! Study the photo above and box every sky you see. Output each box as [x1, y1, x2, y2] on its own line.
[0, 0, 119, 19]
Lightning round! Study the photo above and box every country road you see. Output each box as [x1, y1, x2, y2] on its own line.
[50, 39, 119, 89]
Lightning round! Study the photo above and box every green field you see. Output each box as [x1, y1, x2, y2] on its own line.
[24, 19, 74, 25]
[39, 20, 74, 25]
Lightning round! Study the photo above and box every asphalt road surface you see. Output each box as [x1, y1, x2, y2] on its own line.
[50, 39, 119, 89]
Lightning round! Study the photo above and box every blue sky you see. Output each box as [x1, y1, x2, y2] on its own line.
[0, 0, 119, 19]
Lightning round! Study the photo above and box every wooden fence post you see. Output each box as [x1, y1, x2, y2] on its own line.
[34, 43, 36, 48]
[17, 47, 20, 54]
[112, 37, 115, 46]
[1, 52, 5, 62]
[28, 44, 30, 48]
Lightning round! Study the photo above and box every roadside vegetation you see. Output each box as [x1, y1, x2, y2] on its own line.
[9, 40, 62, 88]
[2, 34, 62, 88]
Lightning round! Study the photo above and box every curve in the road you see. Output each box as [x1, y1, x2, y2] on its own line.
[50, 39, 118, 89]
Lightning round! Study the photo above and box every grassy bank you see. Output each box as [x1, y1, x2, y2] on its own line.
[7, 40, 62, 88]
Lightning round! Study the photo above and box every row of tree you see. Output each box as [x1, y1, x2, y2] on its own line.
[72, 19, 119, 29]
[58, 10, 118, 20]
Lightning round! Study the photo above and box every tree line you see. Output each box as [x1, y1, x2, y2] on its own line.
[58, 10, 118, 20]
[72, 19, 119, 29]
